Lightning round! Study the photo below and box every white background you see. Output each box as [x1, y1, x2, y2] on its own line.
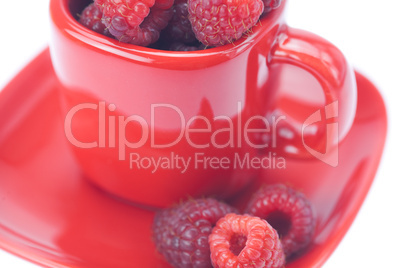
[0, 0, 401, 267]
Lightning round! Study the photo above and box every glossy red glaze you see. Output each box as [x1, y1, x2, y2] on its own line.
[49, 0, 357, 207]
[0, 49, 386, 267]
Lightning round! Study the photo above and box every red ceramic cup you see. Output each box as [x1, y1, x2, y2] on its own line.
[50, 0, 356, 208]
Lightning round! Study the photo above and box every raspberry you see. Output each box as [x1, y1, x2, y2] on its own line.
[209, 214, 285, 268]
[188, 0, 264, 46]
[95, 0, 155, 43]
[152, 198, 237, 268]
[154, 0, 175, 9]
[129, 7, 174, 46]
[95, 0, 154, 28]
[262, 0, 281, 14]
[102, 5, 173, 46]
[169, 42, 203, 51]
[161, 2, 196, 44]
[245, 184, 315, 257]
[79, 3, 111, 37]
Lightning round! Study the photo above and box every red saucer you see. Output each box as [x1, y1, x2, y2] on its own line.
[0, 49, 387, 267]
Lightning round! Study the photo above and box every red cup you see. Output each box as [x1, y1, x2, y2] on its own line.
[50, 0, 356, 208]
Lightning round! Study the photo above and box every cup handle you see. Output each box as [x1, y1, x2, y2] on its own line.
[266, 27, 357, 161]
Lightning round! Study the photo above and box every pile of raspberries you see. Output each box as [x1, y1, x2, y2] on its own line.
[152, 184, 315, 268]
[78, 0, 282, 50]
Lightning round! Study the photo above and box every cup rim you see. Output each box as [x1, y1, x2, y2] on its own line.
[50, 0, 287, 67]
